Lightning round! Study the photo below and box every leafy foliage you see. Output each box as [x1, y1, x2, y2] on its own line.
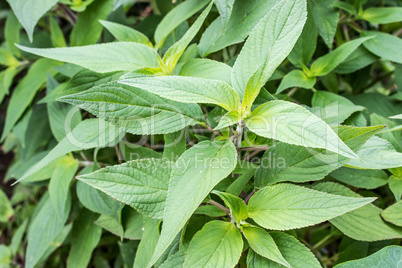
[1, 0, 402, 267]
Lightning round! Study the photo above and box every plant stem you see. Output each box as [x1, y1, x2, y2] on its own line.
[202, 123, 222, 137]
[235, 121, 243, 148]
[342, 23, 350, 41]
[238, 146, 270, 151]
[115, 144, 122, 164]
[287, 87, 299, 97]
[244, 190, 255, 204]
[243, 150, 262, 161]
[208, 200, 230, 214]
[394, 28, 402, 36]
[312, 234, 333, 251]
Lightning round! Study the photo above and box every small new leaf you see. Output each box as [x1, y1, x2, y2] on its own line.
[184, 221, 243, 268]
[242, 226, 290, 267]
[212, 191, 248, 224]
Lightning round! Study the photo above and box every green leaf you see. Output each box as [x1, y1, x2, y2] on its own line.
[347, 136, 402, 169]
[184, 221, 243, 268]
[43, 69, 123, 103]
[214, 0, 235, 28]
[133, 217, 160, 268]
[389, 175, 402, 202]
[5, 12, 21, 57]
[26, 194, 70, 268]
[390, 114, 402, 120]
[231, 0, 307, 105]
[10, 220, 28, 255]
[288, 8, 317, 67]
[214, 110, 241, 130]
[154, 233, 181, 268]
[121, 142, 162, 161]
[276, 70, 316, 94]
[49, 158, 78, 221]
[247, 231, 321, 268]
[361, 31, 402, 64]
[59, 82, 203, 135]
[313, 182, 402, 241]
[100, 20, 152, 46]
[308, 0, 339, 48]
[119, 75, 240, 111]
[245, 100, 358, 158]
[226, 164, 257, 196]
[118, 241, 138, 268]
[0, 48, 19, 66]
[242, 226, 290, 267]
[0, 67, 19, 104]
[248, 183, 375, 230]
[163, 2, 212, 72]
[255, 125, 384, 187]
[49, 16, 67, 47]
[330, 167, 388, 190]
[46, 75, 81, 141]
[163, 131, 186, 161]
[179, 59, 232, 85]
[311, 91, 365, 124]
[70, 0, 113, 46]
[310, 37, 373, 76]
[381, 201, 402, 227]
[360, 7, 402, 24]
[95, 214, 124, 238]
[77, 159, 173, 219]
[0, 245, 12, 266]
[16, 42, 160, 73]
[334, 246, 402, 267]
[76, 180, 122, 216]
[212, 191, 248, 223]
[0, 189, 13, 223]
[154, 0, 210, 47]
[6, 0, 58, 42]
[10, 153, 66, 184]
[122, 208, 145, 240]
[148, 140, 237, 267]
[18, 118, 123, 182]
[1, 58, 61, 141]
[160, 251, 185, 268]
[334, 46, 377, 74]
[194, 205, 227, 217]
[332, 1, 356, 15]
[198, 1, 277, 56]
[67, 210, 102, 268]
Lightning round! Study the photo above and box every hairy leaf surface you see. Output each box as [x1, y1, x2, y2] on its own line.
[60, 82, 203, 135]
[148, 140, 237, 267]
[245, 100, 357, 158]
[17, 43, 160, 73]
[18, 118, 123, 182]
[184, 221, 243, 268]
[242, 226, 289, 267]
[255, 125, 384, 187]
[231, 0, 307, 106]
[78, 159, 173, 219]
[247, 231, 320, 268]
[248, 183, 375, 230]
[314, 182, 402, 241]
[119, 75, 240, 111]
